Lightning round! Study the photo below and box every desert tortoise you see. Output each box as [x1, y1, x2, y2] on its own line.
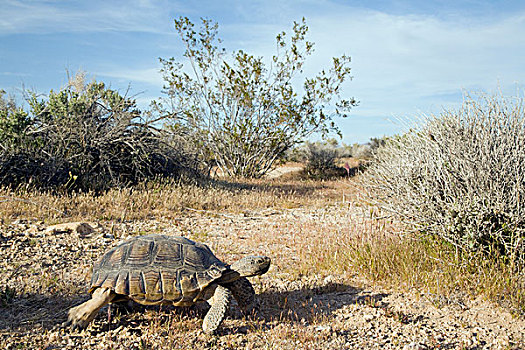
[64, 234, 271, 333]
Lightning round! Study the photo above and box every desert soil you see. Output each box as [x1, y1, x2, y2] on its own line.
[1, 187, 524, 349]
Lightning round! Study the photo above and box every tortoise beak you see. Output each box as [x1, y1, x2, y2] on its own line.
[258, 257, 271, 274]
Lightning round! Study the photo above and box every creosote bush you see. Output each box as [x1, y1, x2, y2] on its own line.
[363, 93, 525, 265]
[157, 17, 357, 178]
[0, 74, 200, 191]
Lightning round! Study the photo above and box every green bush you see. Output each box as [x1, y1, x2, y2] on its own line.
[299, 140, 350, 179]
[157, 17, 357, 178]
[0, 90, 32, 151]
[0, 75, 200, 191]
[362, 93, 525, 264]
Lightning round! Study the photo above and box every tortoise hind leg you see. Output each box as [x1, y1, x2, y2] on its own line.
[63, 287, 115, 330]
[228, 277, 258, 316]
[202, 285, 231, 334]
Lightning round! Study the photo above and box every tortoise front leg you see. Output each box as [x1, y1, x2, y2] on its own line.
[63, 287, 115, 330]
[202, 285, 231, 334]
[228, 277, 258, 316]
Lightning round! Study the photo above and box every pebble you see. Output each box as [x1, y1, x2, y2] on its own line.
[402, 342, 426, 350]
[363, 314, 375, 322]
[315, 325, 331, 332]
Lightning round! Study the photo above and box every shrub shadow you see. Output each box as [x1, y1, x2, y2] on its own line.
[207, 177, 330, 197]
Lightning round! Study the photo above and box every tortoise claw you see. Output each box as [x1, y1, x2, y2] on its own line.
[60, 317, 86, 331]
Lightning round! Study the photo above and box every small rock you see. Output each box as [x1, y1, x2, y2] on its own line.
[315, 325, 331, 332]
[363, 314, 375, 322]
[403, 342, 427, 350]
[323, 275, 335, 285]
[45, 222, 96, 236]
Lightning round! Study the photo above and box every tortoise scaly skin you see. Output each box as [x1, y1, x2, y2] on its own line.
[64, 234, 270, 333]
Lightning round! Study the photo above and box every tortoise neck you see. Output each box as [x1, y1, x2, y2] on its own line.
[219, 270, 241, 284]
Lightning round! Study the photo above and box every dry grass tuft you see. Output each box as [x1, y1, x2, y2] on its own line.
[324, 214, 525, 316]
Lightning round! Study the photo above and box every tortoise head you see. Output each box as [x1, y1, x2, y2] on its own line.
[229, 256, 271, 278]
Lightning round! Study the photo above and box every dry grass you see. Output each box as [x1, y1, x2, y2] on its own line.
[330, 223, 525, 316]
[1, 175, 524, 348]
[0, 177, 346, 223]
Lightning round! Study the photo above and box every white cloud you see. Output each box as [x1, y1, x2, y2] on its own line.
[97, 67, 163, 87]
[0, 0, 181, 35]
[296, 8, 525, 120]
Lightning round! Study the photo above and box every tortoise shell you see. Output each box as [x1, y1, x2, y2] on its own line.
[89, 235, 228, 306]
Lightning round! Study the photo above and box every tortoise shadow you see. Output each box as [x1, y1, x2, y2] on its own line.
[0, 293, 83, 331]
[258, 282, 386, 323]
[0, 282, 388, 335]
[0, 291, 207, 334]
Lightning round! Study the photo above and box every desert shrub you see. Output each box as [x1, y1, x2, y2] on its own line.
[344, 142, 371, 159]
[0, 90, 32, 151]
[362, 93, 525, 264]
[304, 141, 338, 171]
[285, 138, 340, 162]
[341, 137, 387, 160]
[300, 140, 349, 179]
[0, 75, 200, 191]
[157, 17, 357, 178]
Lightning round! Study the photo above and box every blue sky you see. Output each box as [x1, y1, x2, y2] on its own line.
[2, 0, 525, 143]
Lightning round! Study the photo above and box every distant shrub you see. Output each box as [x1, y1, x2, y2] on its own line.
[341, 137, 387, 160]
[301, 140, 348, 179]
[0, 74, 200, 191]
[304, 141, 338, 171]
[362, 93, 525, 264]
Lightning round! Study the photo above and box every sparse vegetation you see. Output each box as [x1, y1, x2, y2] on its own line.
[302, 140, 343, 179]
[0, 178, 335, 222]
[329, 222, 525, 316]
[283, 139, 368, 179]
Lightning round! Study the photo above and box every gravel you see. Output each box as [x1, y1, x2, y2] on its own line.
[1, 208, 524, 349]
